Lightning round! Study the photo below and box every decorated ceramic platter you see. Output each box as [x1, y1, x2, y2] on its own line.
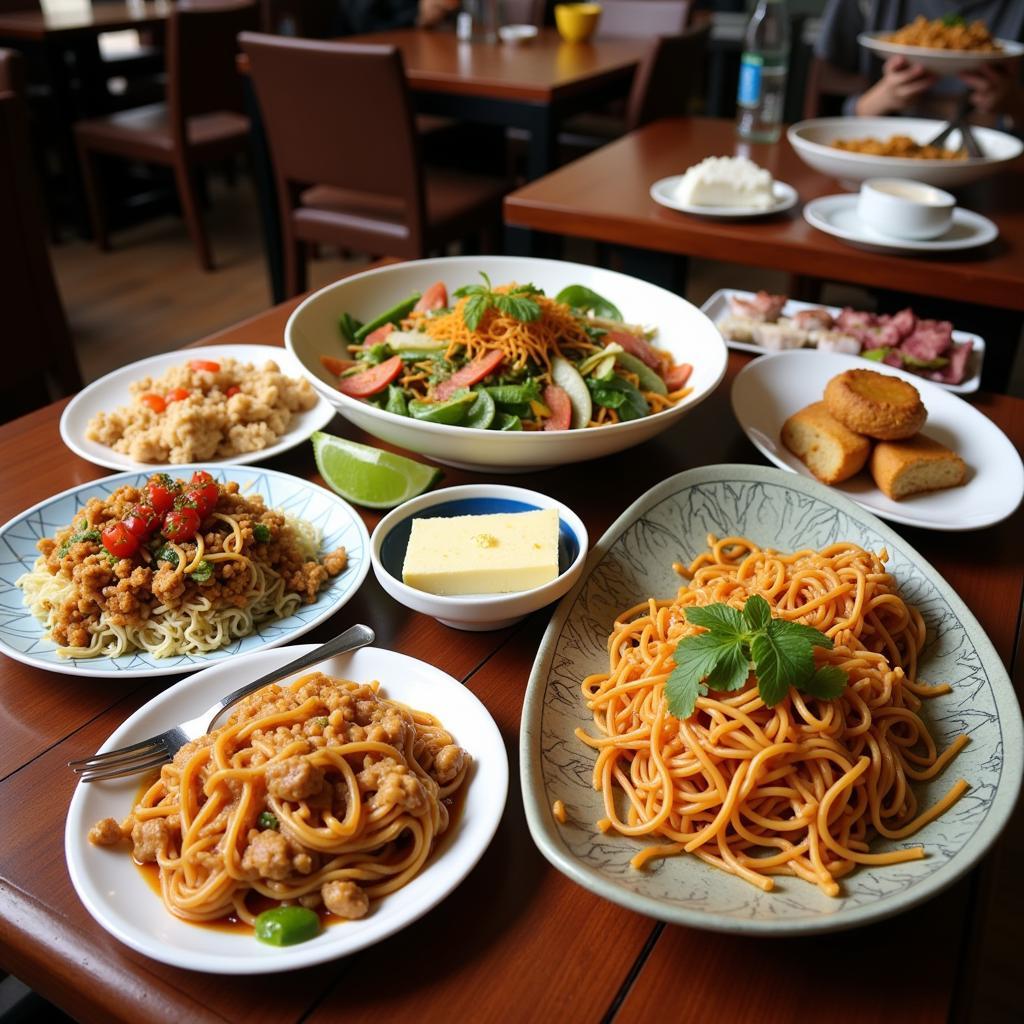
[520, 464, 1022, 934]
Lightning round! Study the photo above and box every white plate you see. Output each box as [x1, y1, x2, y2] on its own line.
[787, 117, 1023, 189]
[60, 344, 337, 472]
[0, 466, 370, 677]
[701, 287, 984, 394]
[521, 464, 1023, 934]
[285, 256, 728, 473]
[65, 644, 508, 973]
[730, 350, 1023, 530]
[858, 31, 1024, 76]
[804, 194, 998, 254]
[649, 176, 798, 218]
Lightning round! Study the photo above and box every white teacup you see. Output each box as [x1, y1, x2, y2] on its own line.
[856, 178, 956, 240]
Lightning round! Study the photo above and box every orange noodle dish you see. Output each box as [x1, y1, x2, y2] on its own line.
[16, 472, 348, 659]
[89, 673, 470, 945]
[575, 536, 968, 896]
[319, 277, 695, 431]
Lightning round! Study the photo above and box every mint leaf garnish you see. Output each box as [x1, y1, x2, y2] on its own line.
[664, 596, 848, 720]
[455, 273, 543, 330]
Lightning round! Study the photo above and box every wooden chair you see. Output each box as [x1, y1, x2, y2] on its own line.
[74, 2, 260, 271]
[595, 0, 691, 38]
[239, 33, 509, 298]
[0, 49, 83, 420]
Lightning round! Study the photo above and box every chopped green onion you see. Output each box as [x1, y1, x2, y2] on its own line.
[258, 811, 279, 830]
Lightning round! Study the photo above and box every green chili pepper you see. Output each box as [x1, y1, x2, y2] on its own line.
[353, 293, 421, 342]
[254, 906, 321, 946]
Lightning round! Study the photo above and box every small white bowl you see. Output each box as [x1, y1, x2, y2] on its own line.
[370, 485, 588, 631]
[856, 178, 955, 240]
[499, 23, 539, 45]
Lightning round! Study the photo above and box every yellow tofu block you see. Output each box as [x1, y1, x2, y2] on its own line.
[402, 508, 559, 596]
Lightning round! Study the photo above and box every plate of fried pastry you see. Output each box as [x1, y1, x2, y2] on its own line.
[731, 351, 1023, 530]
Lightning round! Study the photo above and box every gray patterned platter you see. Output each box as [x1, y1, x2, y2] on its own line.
[0, 466, 369, 679]
[520, 464, 1023, 934]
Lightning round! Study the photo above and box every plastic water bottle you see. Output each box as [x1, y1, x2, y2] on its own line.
[736, 0, 790, 143]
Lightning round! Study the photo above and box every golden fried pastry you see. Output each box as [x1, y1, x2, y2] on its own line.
[824, 369, 927, 440]
[870, 434, 967, 499]
[781, 401, 872, 484]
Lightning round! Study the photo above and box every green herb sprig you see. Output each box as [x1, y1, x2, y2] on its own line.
[665, 595, 848, 719]
[453, 273, 543, 331]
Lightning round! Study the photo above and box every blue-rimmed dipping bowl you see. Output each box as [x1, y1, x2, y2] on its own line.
[370, 485, 588, 631]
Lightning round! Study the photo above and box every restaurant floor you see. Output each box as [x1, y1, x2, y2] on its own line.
[51, 176, 1024, 395]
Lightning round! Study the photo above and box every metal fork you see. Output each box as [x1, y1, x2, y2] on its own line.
[68, 623, 375, 783]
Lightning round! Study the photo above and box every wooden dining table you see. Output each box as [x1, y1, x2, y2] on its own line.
[239, 28, 648, 303]
[1, 274, 1022, 1023]
[504, 116, 1024, 388]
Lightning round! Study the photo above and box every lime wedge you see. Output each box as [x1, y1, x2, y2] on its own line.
[312, 432, 441, 509]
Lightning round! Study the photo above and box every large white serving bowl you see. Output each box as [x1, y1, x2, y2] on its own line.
[285, 256, 728, 472]
[788, 117, 1023, 189]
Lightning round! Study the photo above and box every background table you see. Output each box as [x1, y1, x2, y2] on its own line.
[504, 117, 1024, 386]
[1, 286, 1022, 1023]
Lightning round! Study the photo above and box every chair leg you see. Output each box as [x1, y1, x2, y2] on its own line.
[76, 141, 110, 251]
[284, 237, 307, 298]
[172, 159, 213, 271]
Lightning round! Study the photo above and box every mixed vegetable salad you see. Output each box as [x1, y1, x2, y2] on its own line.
[319, 277, 694, 431]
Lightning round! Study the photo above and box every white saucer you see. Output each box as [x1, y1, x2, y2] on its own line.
[803, 194, 998, 254]
[650, 177, 798, 218]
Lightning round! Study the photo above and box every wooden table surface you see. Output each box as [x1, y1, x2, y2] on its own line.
[504, 117, 1024, 312]
[0, 0, 169, 41]
[1, 291, 1022, 1024]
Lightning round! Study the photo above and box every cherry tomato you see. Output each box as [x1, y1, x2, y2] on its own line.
[413, 282, 448, 313]
[225, 385, 241, 397]
[542, 385, 572, 431]
[101, 522, 139, 558]
[190, 470, 214, 485]
[163, 507, 200, 542]
[320, 355, 357, 377]
[433, 350, 505, 401]
[664, 363, 693, 391]
[188, 360, 221, 373]
[123, 504, 161, 541]
[337, 356, 404, 398]
[166, 387, 190, 403]
[139, 392, 166, 414]
[146, 474, 180, 515]
[184, 484, 218, 518]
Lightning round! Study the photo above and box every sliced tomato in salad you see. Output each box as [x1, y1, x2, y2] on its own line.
[414, 281, 448, 312]
[542, 385, 572, 431]
[433, 350, 505, 401]
[337, 355, 404, 398]
[664, 363, 693, 390]
[363, 323, 396, 348]
[607, 331, 661, 371]
[320, 355, 358, 377]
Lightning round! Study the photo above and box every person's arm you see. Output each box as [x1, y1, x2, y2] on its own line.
[854, 55, 936, 116]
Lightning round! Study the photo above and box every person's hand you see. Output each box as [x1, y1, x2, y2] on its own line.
[417, 0, 459, 28]
[855, 56, 936, 116]
[960, 62, 1024, 121]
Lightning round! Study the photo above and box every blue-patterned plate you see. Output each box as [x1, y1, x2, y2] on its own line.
[0, 466, 369, 678]
[521, 464, 1023, 934]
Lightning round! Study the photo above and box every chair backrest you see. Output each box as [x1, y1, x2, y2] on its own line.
[626, 20, 709, 129]
[167, 1, 260, 140]
[502, 0, 545, 27]
[0, 48, 82, 417]
[596, 0, 690, 39]
[239, 33, 427, 249]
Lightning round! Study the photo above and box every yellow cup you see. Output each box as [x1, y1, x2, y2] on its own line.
[554, 3, 602, 43]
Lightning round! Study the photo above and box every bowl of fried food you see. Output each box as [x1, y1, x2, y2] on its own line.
[788, 116, 1023, 188]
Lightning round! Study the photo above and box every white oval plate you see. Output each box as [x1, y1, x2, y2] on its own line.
[858, 32, 1024, 76]
[285, 256, 728, 473]
[804, 194, 998, 254]
[730, 350, 1023, 530]
[60, 344, 337, 472]
[66, 644, 508, 973]
[0, 466, 369, 677]
[650, 176, 798, 218]
[521, 464, 1023, 934]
